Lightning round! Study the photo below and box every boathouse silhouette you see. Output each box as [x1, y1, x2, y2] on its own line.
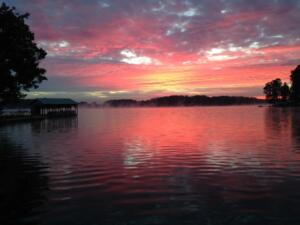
[32, 98, 78, 117]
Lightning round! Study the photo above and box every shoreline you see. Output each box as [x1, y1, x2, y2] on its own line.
[0, 115, 44, 125]
[0, 114, 77, 125]
[272, 102, 300, 107]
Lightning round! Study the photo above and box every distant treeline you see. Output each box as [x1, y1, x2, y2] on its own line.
[102, 95, 264, 107]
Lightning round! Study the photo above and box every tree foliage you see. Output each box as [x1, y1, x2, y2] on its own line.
[290, 65, 300, 103]
[0, 3, 47, 103]
[262, 64, 300, 104]
[281, 82, 290, 101]
[263, 78, 285, 102]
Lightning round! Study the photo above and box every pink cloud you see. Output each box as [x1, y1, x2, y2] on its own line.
[6, 0, 300, 100]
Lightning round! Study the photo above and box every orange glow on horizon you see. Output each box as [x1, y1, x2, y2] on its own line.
[14, 0, 300, 100]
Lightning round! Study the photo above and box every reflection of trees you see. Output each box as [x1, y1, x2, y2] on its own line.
[264, 107, 291, 139]
[265, 106, 300, 150]
[31, 117, 78, 133]
[0, 137, 49, 225]
[290, 108, 300, 151]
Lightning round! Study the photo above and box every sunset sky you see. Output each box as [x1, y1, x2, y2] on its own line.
[5, 0, 300, 102]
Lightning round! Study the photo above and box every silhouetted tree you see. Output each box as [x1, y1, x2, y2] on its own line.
[263, 78, 282, 102]
[263, 82, 273, 101]
[290, 65, 300, 103]
[0, 3, 47, 103]
[280, 82, 290, 101]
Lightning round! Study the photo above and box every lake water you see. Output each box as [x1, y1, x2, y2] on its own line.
[1, 106, 300, 225]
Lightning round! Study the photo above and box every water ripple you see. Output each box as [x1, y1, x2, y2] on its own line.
[1, 106, 300, 225]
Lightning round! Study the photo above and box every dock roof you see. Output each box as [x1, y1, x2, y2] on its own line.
[35, 98, 78, 106]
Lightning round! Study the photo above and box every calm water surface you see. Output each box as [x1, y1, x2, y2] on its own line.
[1, 106, 300, 225]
